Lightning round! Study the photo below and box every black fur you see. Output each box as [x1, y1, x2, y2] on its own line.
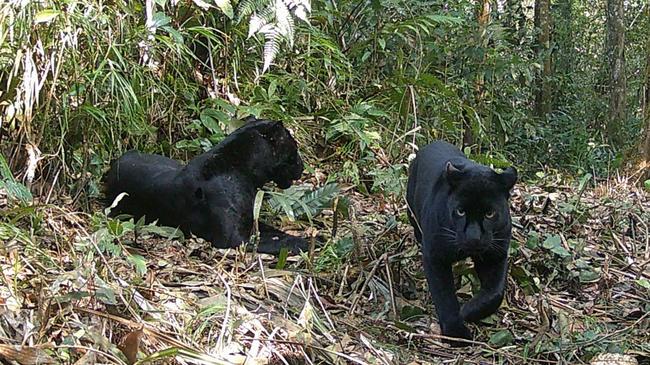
[406, 141, 517, 346]
[103, 118, 308, 255]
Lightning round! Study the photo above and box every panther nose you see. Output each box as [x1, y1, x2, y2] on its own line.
[466, 223, 481, 242]
[466, 238, 480, 246]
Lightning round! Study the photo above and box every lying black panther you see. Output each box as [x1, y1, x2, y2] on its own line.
[103, 118, 308, 255]
[406, 141, 517, 346]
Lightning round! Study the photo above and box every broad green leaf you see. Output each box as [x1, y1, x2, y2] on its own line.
[192, 0, 212, 9]
[543, 234, 570, 257]
[644, 179, 650, 191]
[1, 180, 33, 204]
[152, 12, 171, 27]
[526, 231, 540, 249]
[635, 278, 650, 289]
[96, 286, 117, 305]
[214, 0, 234, 19]
[0, 154, 32, 204]
[488, 330, 514, 347]
[34, 10, 60, 24]
[127, 254, 147, 276]
[579, 269, 600, 283]
[400, 305, 425, 320]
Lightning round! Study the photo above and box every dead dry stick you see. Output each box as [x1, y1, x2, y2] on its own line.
[331, 196, 339, 238]
[384, 255, 397, 319]
[337, 265, 349, 297]
[349, 253, 387, 314]
[306, 344, 369, 365]
[216, 273, 232, 353]
[308, 279, 337, 335]
[631, 212, 649, 260]
[258, 256, 270, 299]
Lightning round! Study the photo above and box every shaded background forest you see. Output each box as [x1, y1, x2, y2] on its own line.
[1, 0, 649, 200]
[1, 0, 650, 364]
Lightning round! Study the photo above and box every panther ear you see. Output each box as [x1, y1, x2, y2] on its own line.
[445, 161, 464, 187]
[499, 166, 518, 192]
[257, 122, 287, 144]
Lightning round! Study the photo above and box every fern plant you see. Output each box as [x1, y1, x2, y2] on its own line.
[267, 183, 340, 222]
[236, 0, 311, 72]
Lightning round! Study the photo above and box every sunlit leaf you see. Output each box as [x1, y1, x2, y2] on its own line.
[192, 0, 212, 9]
[214, 0, 234, 19]
[34, 10, 60, 24]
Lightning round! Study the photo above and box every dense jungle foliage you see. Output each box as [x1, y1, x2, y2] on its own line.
[1, 0, 649, 364]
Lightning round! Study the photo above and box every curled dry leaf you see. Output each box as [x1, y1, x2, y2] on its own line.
[118, 328, 145, 364]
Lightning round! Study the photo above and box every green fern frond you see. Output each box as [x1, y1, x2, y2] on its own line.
[262, 28, 281, 72]
[235, 0, 271, 22]
[268, 184, 340, 221]
[237, 0, 311, 72]
[275, 0, 294, 46]
[297, 183, 340, 216]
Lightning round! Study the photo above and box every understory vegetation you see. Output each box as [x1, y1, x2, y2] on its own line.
[1, 0, 649, 364]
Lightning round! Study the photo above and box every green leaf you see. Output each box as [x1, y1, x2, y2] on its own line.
[34, 9, 61, 24]
[488, 330, 514, 347]
[578, 269, 600, 283]
[400, 305, 425, 320]
[192, 0, 212, 10]
[214, 0, 234, 19]
[127, 254, 147, 276]
[644, 179, 650, 191]
[199, 108, 230, 136]
[542, 234, 571, 257]
[635, 278, 650, 289]
[96, 286, 117, 305]
[526, 231, 540, 249]
[542, 234, 561, 249]
[0, 154, 32, 204]
[152, 12, 171, 27]
[1, 181, 33, 204]
[140, 225, 184, 239]
[107, 219, 125, 237]
[275, 247, 289, 270]
[253, 190, 265, 222]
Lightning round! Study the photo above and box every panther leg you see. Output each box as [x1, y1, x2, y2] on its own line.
[256, 223, 308, 255]
[460, 254, 508, 323]
[423, 249, 472, 346]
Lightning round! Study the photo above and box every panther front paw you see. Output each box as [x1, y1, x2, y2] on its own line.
[258, 235, 309, 255]
[284, 236, 309, 254]
[440, 320, 472, 347]
[460, 292, 504, 323]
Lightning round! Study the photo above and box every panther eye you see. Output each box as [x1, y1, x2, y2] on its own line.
[485, 210, 496, 219]
[455, 208, 466, 217]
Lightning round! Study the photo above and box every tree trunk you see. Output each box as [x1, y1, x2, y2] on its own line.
[554, 0, 573, 107]
[463, 0, 491, 148]
[606, 0, 626, 147]
[534, 0, 552, 117]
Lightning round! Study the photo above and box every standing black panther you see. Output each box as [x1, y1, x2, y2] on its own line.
[406, 141, 517, 346]
[104, 118, 307, 255]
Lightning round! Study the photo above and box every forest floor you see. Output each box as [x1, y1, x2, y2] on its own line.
[1, 172, 649, 364]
